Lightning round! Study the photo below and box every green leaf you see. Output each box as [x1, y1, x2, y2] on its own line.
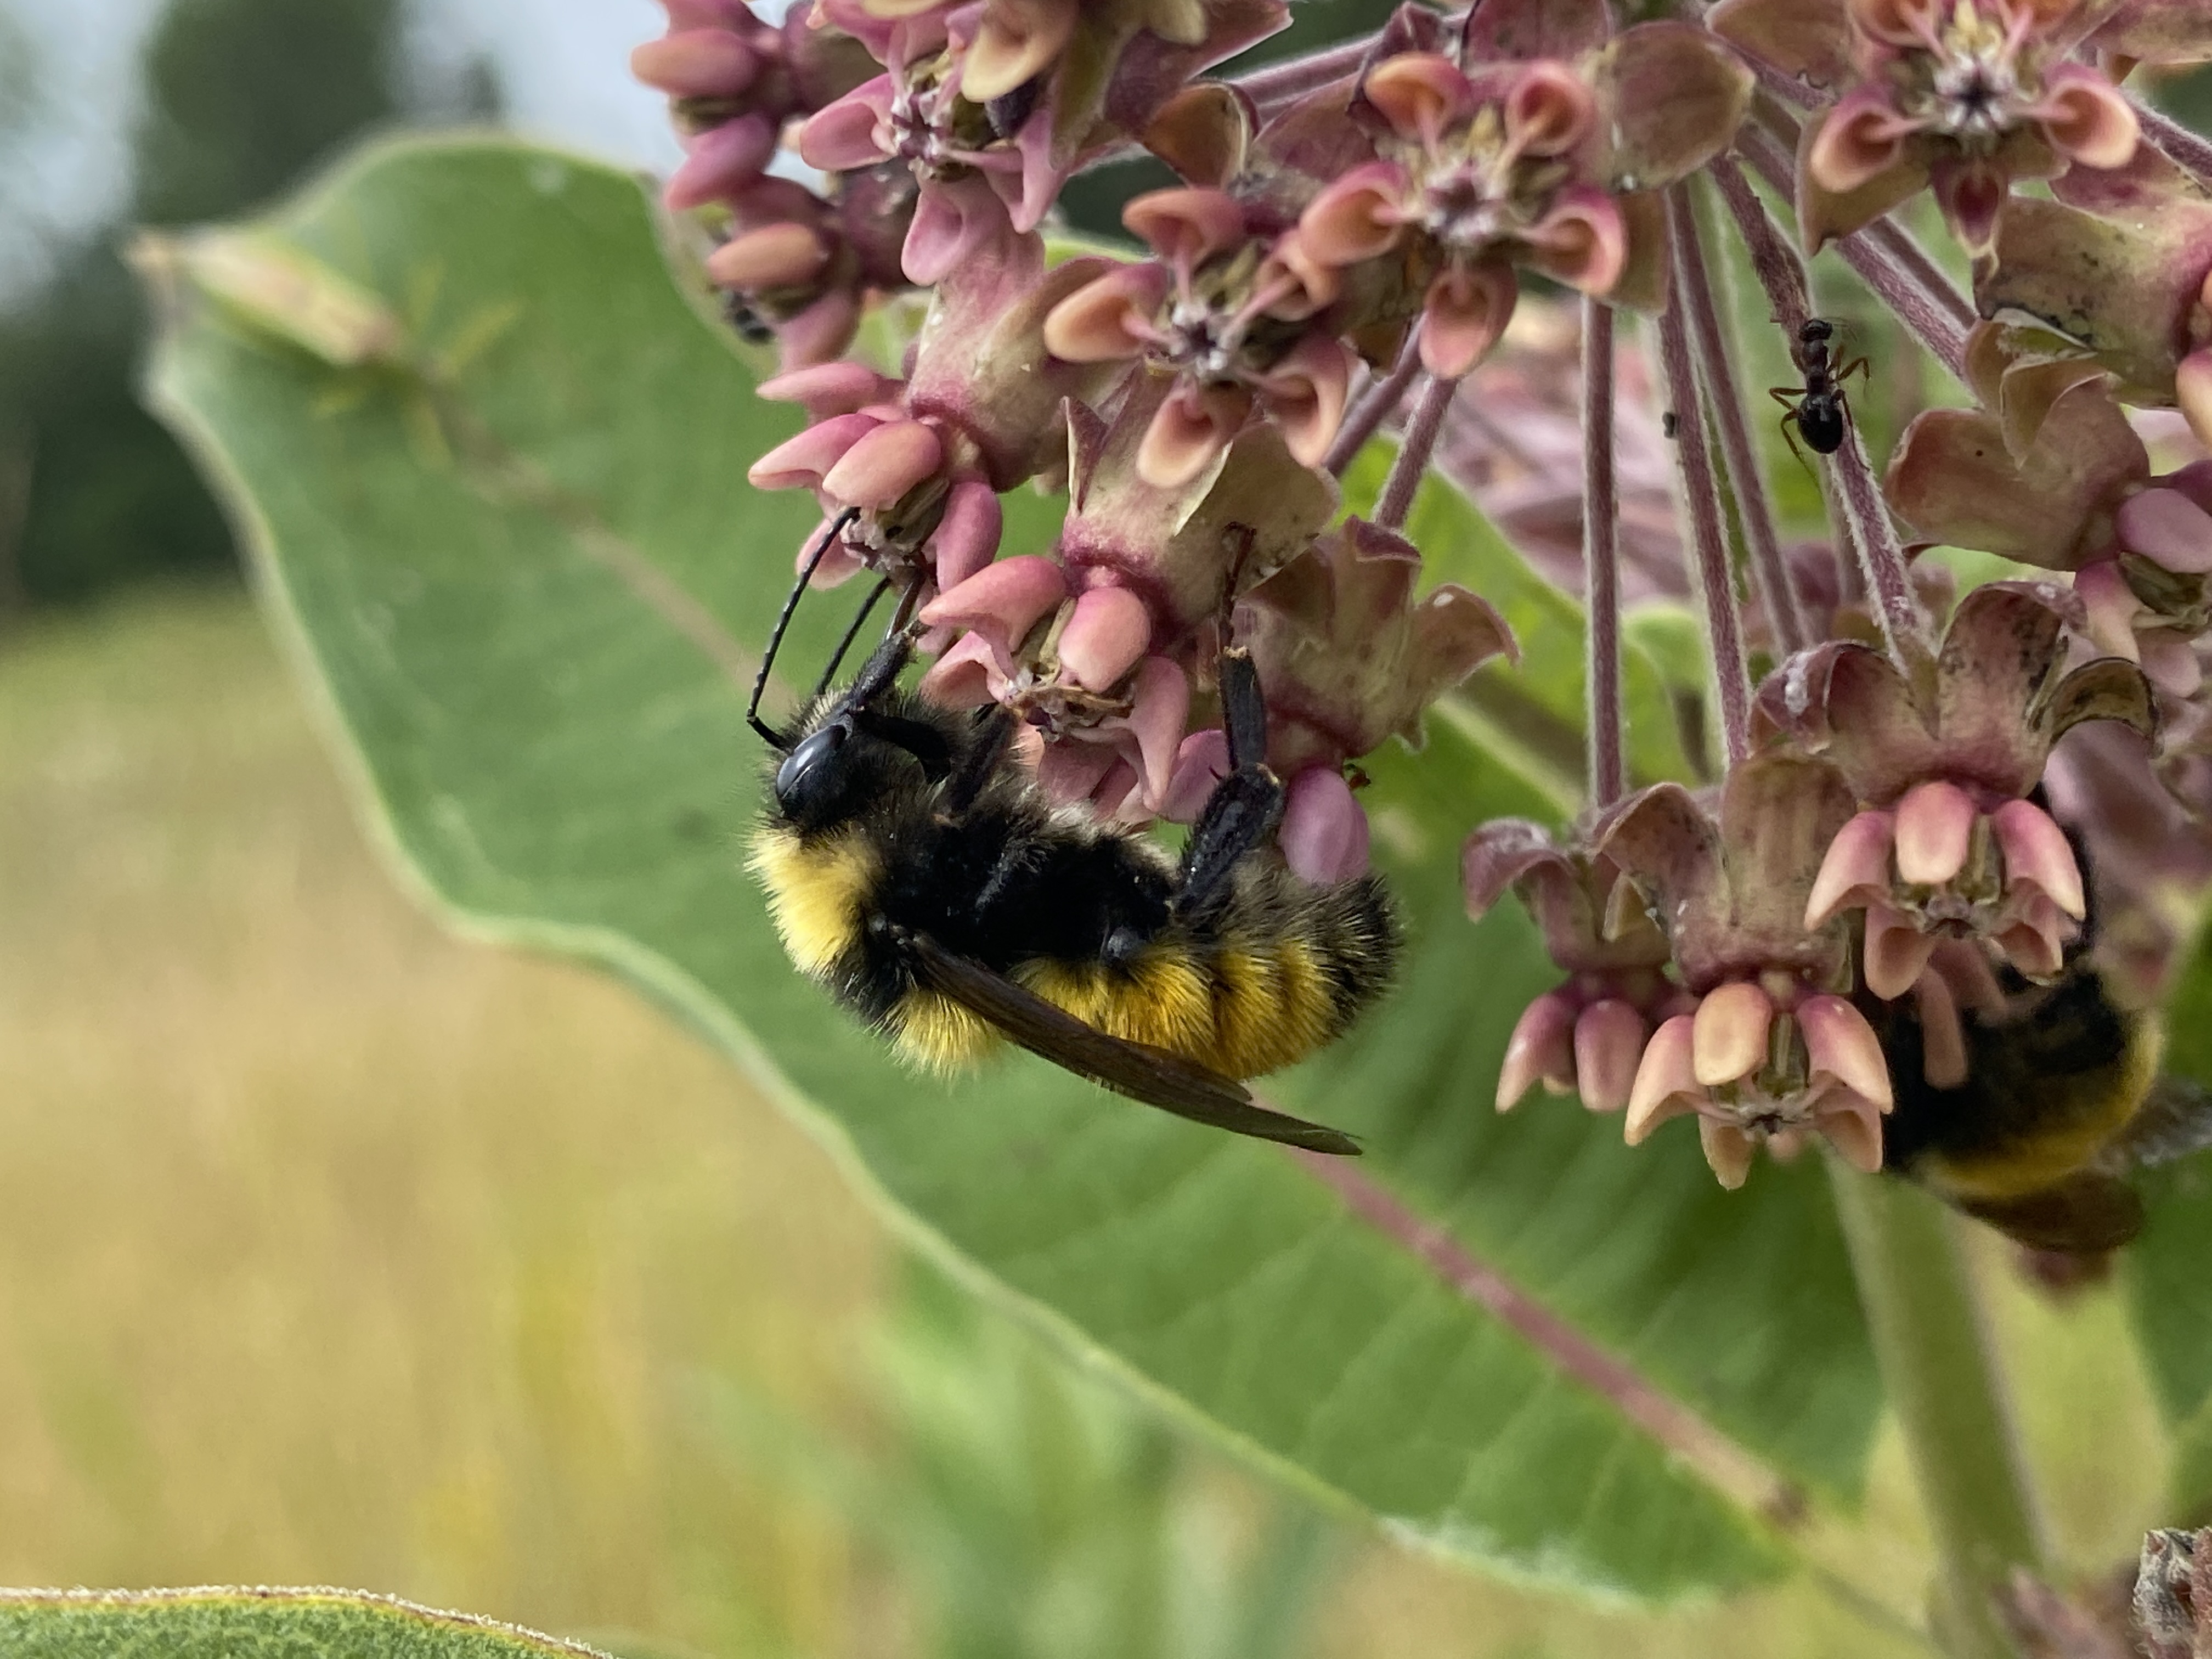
[144, 132, 1880, 1601]
[0, 1588, 610, 1659]
[2128, 904, 2212, 1477]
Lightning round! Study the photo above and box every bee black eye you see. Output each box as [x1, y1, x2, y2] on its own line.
[775, 723, 849, 817]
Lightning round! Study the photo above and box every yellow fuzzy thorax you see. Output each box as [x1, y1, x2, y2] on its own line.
[748, 824, 878, 978]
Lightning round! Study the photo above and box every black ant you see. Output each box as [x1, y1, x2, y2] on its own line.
[1770, 318, 1868, 469]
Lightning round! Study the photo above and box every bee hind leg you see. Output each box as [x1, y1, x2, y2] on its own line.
[1175, 646, 1284, 918]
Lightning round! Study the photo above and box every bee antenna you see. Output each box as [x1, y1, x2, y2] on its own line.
[749, 507, 861, 750]
[810, 574, 894, 703]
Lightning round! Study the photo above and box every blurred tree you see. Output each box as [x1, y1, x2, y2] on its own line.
[0, 0, 496, 613]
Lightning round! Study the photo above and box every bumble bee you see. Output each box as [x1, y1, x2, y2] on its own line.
[1872, 849, 2212, 1254]
[742, 518, 1398, 1155]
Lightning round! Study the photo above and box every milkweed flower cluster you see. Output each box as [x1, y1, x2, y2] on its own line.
[638, 0, 2212, 1188]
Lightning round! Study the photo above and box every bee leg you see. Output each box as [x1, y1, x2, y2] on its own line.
[942, 706, 1018, 815]
[1176, 645, 1284, 918]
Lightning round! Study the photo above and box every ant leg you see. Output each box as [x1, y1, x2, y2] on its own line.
[1834, 355, 1872, 390]
[1770, 392, 1810, 473]
[1175, 645, 1284, 919]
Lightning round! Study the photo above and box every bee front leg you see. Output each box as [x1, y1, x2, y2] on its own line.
[1176, 646, 1284, 918]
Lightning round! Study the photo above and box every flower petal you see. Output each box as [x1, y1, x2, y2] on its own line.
[665, 115, 778, 211]
[1499, 989, 1579, 1110]
[1698, 1119, 1758, 1188]
[1798, 994, 1894, 1111]
[1990, 797, 2087, 920]
[1692, 980, 1772, 1088]
[797, 77, 899, 171]
[1123, 187, 1250, 268]
[1255, 335, 1354, 468]
[1042, 263, 1170, 362]
[1573, 998, 1647, 1114]
[1280, 766, 1372, 884]
[822, 417, 943, 507]
[748, 410, 881, 490]
[919, 553, 1066, 670]
[2032, 64, 2140, 172]
[902, 174, 1015, 286]
[1807, 88, 1921, 196]
[1057, 584, 1153, 691]
[1625, 1013, 1702, 1142]
[1297, 163, 1411, 267]
[2118, 486, 2212, 572]
[1805, 809, 1897, 928]
[1892, 780, 1977, 887]
[1420, 263, 1518, 378]
[1136, 380, 1252, 488]
[1362, 52, 1474, 144]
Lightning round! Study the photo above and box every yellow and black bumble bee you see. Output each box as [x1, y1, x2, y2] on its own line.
[743, 521, 1399, 1155]
[1872, 831, 2212, 1254]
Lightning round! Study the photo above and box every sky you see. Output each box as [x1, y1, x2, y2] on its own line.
[1, 0, 695, 296]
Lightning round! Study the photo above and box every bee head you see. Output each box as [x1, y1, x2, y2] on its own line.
[770, 687, 960, 834]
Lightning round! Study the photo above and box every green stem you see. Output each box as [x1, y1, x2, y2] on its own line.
[1826, 1164, 2046, 1659]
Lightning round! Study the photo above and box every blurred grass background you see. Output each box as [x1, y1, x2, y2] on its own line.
[0, 583, 2180, 1657]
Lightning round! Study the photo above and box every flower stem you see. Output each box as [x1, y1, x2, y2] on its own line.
[1232, 36, 1373, 107]
[1660, 197, 1753, 766]
[1373, 371, 1458, 531]
[1826, 1165, 2045, 1659]
[1675, 180, 1809, 656]
[1832, 416, 1933, 667]
[1734, 121, 1968, 383]
[2135, 98, 2212, 193]
[1326, 329, 1425, 477]
[1582, 297, 1626, 806]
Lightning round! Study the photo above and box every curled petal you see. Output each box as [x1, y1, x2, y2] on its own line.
[1692, 980, 1773, 1088]
[2075, 560, 2144, 659]
[1280, 766, 1372, 884]
[665, 115, 778, 211]
[2032, 65, 2140, 172]
[1864, 904, 1938, 1001]
[1255, 335, 1354, 469]
[1912, 966, 1970, 1089]
[1142, 82, 1255, 190]
[1990, 798, 2087, 920]
[1929, 156, 2013, 259]
[1499, 990, 1579, 1110]
[1798, 995, 1894, 1112]
[707, 222, 831, 291]
[1043, 264, 1171, 363]
[902, 174, 1014, 286]
[822, 417, 942, 507]
[1699, 1119, 1757, 1189]
[632, 29, 759, 98]
[962, 0, 1080, 103]
[758, 361, 904, 422]
[1058, 584, 1153, 691]
[1815, 1097, 1886, 1175]
[1160, 729, 1230, 825]
[1573, 998, 1647, 1114]
[919, 552, 1065, 670]
[1136, 380, 1252, 489]
[1806, 809, 1897, 928]
[1123, 187, 1249, 269]
[2117, 487, 2212, 573]
[1520, 188, 1627, 297]
[1420, 263, 1518, 379]
[1120, 656, 1192, 806]
[1626, 1012, 1703, 1141]
[797, 77, 898, 171]
[1364, 52, 1474, 144]
[1504, 61, 1595, 158]
[1261, 230, 1342, 321]
[1807, 88, 1920, 196]
[748, 410, 881, 490]
[927, 479, 1005, 595]
[1892, 780, 1977, 887]
[1297, 163, 1412, 267]
[1996, 894, 2068, 980]
[1844, 0, 1944, 48]
[917, 630, 1006, 707]
[2181, 346, 2212, 454]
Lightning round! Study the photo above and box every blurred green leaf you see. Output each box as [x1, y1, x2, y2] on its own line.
[0, 1588, 610, 1659]
[2129, 906, 2212, 1489]
[144, 133, 1881, 1601]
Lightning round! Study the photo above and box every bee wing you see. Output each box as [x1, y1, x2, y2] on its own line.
[905, 934, 1360, 1156]
[2109, 1076, 2212, 1170]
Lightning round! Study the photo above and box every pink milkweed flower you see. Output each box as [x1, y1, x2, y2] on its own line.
[1711, 0, 2142, 255]
[1464, 820, 1683, 1114]
[1293, 27, 1749, 378]
[1760, 582, 2157, 995]
[1234, 517, 1516, 780]
[1887, 326, 2212, 698]
[705, 166, 918, 368]
[1593, 752, 1890, 1186]
[748, 236, 1120, 593]
[634, 1, 877, 213]
[800, 0, 1287, 286]
[1042, 187, 1356, 487]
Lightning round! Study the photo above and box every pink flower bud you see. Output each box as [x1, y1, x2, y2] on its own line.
[1797, 995, 1893, 1113]
[2117, 487, 2212, 573]
[1499, 989, 1579, 1110]
[1989, 798, 2086, 921]
[1624, 1012, 1701, 1142]
[1691, 980, 1773, 1088]
[821, 417, 942, 507]
[665, 115, 778, 210]
[748, 410, 880, 490]
[920, 554, 1066, 673]
[633, 29, 759, 98]
[707, 222, 832, 290]
[1891, 779, 1977, 888]
[1057, 585, 1153, 692]
[1572, 998, 1647, 1114]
